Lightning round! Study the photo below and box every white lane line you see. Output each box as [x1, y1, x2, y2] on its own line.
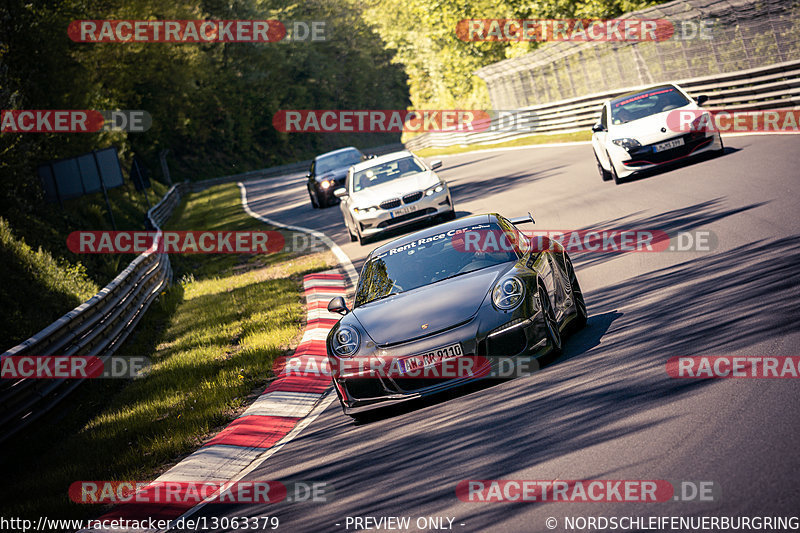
[238, 181, 359, 287]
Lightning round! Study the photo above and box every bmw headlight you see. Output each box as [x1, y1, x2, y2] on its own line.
[425, 182, 446, 196]
[492, 277, 525, 310]
[353, 206, 378, 214]
[612, 138, 642, 151]
[332, 326, 360, 357]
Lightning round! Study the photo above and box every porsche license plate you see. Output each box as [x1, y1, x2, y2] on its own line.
[390, 205, 418, 218]
[653, 138, 684, 152]
[398, 343, 463, 374]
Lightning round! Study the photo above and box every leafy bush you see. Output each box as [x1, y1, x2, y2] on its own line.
[0, 217, 98, 349]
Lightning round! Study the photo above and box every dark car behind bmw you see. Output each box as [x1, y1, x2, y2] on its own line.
[307, 146, 365, 208]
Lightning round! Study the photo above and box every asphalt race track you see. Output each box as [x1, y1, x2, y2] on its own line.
[196, 134, 800, 531]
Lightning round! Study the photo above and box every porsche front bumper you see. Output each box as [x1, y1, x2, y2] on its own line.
[331, 306, 554, 415]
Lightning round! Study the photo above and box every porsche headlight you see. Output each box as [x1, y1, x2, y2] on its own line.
[492, 277, 525, 310]
[320, 180, 332, 189]
[425, 182, 446, 196]
[612, 138, 641, 151]
[332, 326, 360, 357]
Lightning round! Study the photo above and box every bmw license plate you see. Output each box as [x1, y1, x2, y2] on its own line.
[653, 138, 684, 152]
[390, 205, 418, 218]
[398, 343, 463, 374]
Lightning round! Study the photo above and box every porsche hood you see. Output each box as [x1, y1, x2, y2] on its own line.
[350, 263, 510, 346]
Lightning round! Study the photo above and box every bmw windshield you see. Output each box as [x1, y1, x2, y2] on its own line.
[610, 85, 690, 125]
[352, 156, 426, 192]
[354, 222, 520, 306]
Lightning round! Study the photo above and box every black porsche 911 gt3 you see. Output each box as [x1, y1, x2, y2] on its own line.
[326, 213, 587, 419]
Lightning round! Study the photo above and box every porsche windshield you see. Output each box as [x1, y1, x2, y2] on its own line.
[610, 86, 690, 124]
[354, 223, 519, 306]
[352, 156, 426, 192]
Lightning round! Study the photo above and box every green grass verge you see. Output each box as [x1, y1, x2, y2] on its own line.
[0, 217, 100, 347]
[0, 180, 169, 350]
[0, 183, 335, 520]
[412, 130, 592, 158]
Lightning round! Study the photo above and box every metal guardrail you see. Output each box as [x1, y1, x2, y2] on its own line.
[405, 59, 800, 151]
[0, 142, 404, 444]
[0, 186, 181, 444]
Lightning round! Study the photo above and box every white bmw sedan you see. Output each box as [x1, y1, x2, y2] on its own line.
[334, 151, 455, 245]
[592, 83, 724, 184]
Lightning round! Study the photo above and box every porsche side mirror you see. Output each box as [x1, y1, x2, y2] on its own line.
[696, 94, 709, 105]
[333, 188, 348, 198]
[328, 296, 349, 315]
[306, 172, 312, 178]
[430, 160, 443, 170]
[591, 122, 605, 133]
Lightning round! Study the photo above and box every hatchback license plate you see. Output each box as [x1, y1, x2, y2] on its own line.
[654, 138, 685, 152]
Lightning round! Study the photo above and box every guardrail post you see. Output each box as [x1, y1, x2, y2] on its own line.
[160, 149, 173, 185]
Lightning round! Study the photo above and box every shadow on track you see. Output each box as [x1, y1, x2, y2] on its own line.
[229, 230, 800, 532]
[432, 155, 501, 173]
[619, 146, 741, 185]
[569, 198, 767, 270]
[348, 309, 619, 426]
[449, 165, 566, 205]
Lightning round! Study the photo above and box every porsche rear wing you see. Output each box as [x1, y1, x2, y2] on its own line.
[509, 212, 535, 225]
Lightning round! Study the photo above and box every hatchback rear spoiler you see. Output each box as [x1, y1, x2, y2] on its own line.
[510, 212, 535, 225]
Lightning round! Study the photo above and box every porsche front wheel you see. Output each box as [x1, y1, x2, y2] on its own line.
[565, 256, 587, 329]
[539, 286, 562, 356]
